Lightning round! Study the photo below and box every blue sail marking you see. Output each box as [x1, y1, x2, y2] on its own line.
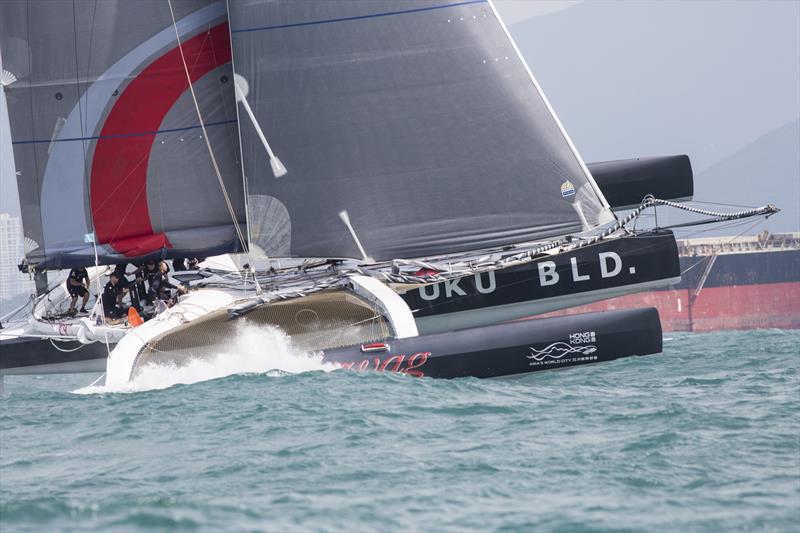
[231, 0, 487, 34]
[11, 119, 238, 145]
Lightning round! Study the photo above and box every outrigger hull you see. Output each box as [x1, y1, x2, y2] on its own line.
[0, 334, 108, 375]
[322, 307, 662, 379]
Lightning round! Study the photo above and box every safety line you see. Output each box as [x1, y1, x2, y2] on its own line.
[167, 0, 258, 294]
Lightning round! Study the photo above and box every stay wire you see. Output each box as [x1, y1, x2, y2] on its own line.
[166, 0, 260, 296]
[368, 197, 779, 285]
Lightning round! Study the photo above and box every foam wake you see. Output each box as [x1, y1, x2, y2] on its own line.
[73, 324, 336, 394]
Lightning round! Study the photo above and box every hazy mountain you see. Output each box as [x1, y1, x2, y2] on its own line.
[509, 0, 800, 176]
[693, 119, 800, 234]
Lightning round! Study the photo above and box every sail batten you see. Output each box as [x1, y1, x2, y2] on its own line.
[228, 0, 613, 261]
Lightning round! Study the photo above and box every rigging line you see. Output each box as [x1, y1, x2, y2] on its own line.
[678, 219, 766, 278]
[71, 0, 90, 201]
[89, 237, 112, 359]
[0, 294, 35, 323]
[687, 200, 760, 209]
[225, 0, 255, 262]
[670, 213, 769, 233]
[22, 2, 43, 237]
[659, 216, 769, 231]
[91, 147, 148, 213]
[83, 3, 99, 191]
[680, 258, 706, 277]
[672, 217, 766, 239]
[373, 198, 779, 285]
[88, 372, 106, 387]
[49, 338, 92, 353]
[165, 0, 246, 249]
[106, 179, 148, 244]
[208, 19, 241, 187]
[166, 0, 258, 292]
[719, 218, 767, 244]
[486, 0, 611, 214]
[83, 0, 98, 132]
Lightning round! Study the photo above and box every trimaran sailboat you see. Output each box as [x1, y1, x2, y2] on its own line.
[0, 0, 777, 387]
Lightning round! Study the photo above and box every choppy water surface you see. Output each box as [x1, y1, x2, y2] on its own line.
[1, 329, 798, 532]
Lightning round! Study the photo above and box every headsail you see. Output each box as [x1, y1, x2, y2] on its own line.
[227, 0, 614, 261]
[0, 0, 245, 269]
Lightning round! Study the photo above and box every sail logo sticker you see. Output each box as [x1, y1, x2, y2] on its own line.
[560, 180, 576, 198]
[527, 340, 597, 367]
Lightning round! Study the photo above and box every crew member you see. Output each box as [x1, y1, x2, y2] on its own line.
[112, 263, 130, 290]
[147, 260, 187, 307]
[113, 263, 140, 311]
[101, 271, 127, 323]
[66, 266, 90, 317]
[142, 260, 160, 304]
[172, 257, 187, 272]
[130, 263, 148, 307]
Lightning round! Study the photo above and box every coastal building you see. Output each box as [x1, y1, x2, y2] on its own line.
[0, 213, 33, 301]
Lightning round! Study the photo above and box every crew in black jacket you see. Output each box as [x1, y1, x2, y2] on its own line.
[65, 267, 90, 317]
[113, 263, 142, 312]
[147, 261, 187, 306]
[101, 271, 127, 322]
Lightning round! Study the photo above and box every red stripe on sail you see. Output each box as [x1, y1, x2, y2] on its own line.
[90, 22, 231, 256]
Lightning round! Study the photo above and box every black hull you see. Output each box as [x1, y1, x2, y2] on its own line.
[322, 307, 662, 379]
[0, 233, 677, 375]
[403, 230, 679, 334]
[0, 336, 109, 373]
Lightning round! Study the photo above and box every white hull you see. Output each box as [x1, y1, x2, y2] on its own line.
[105, 288, 239, 386]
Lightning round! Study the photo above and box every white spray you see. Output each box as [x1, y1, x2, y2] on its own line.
[73, 324, 336, 394]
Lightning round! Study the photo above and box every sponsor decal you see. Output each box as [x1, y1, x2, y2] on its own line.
[527, 331, 598, 366]
[569, 331, 596, 344]
[419, 271, 495, 301]
[337, 352, 430, 378]
[538, 252, 624, 286]
[560, 180, 576, 198]
[415, 251, 636, 301]
[527, 342, 597, 362]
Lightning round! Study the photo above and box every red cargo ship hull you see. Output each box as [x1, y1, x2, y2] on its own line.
[544, 237, 800, 332]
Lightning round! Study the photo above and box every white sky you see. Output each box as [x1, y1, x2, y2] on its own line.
[492, 0, 581, 24]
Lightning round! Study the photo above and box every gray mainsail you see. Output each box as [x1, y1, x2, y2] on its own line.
[228, 0, 613, 261]
[0, 0, 245, 269]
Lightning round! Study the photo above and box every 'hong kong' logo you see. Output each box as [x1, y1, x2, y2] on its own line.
[527, 342, 597, 362]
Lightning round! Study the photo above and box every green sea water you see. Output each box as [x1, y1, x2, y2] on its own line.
[1, 329, 798, 532]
